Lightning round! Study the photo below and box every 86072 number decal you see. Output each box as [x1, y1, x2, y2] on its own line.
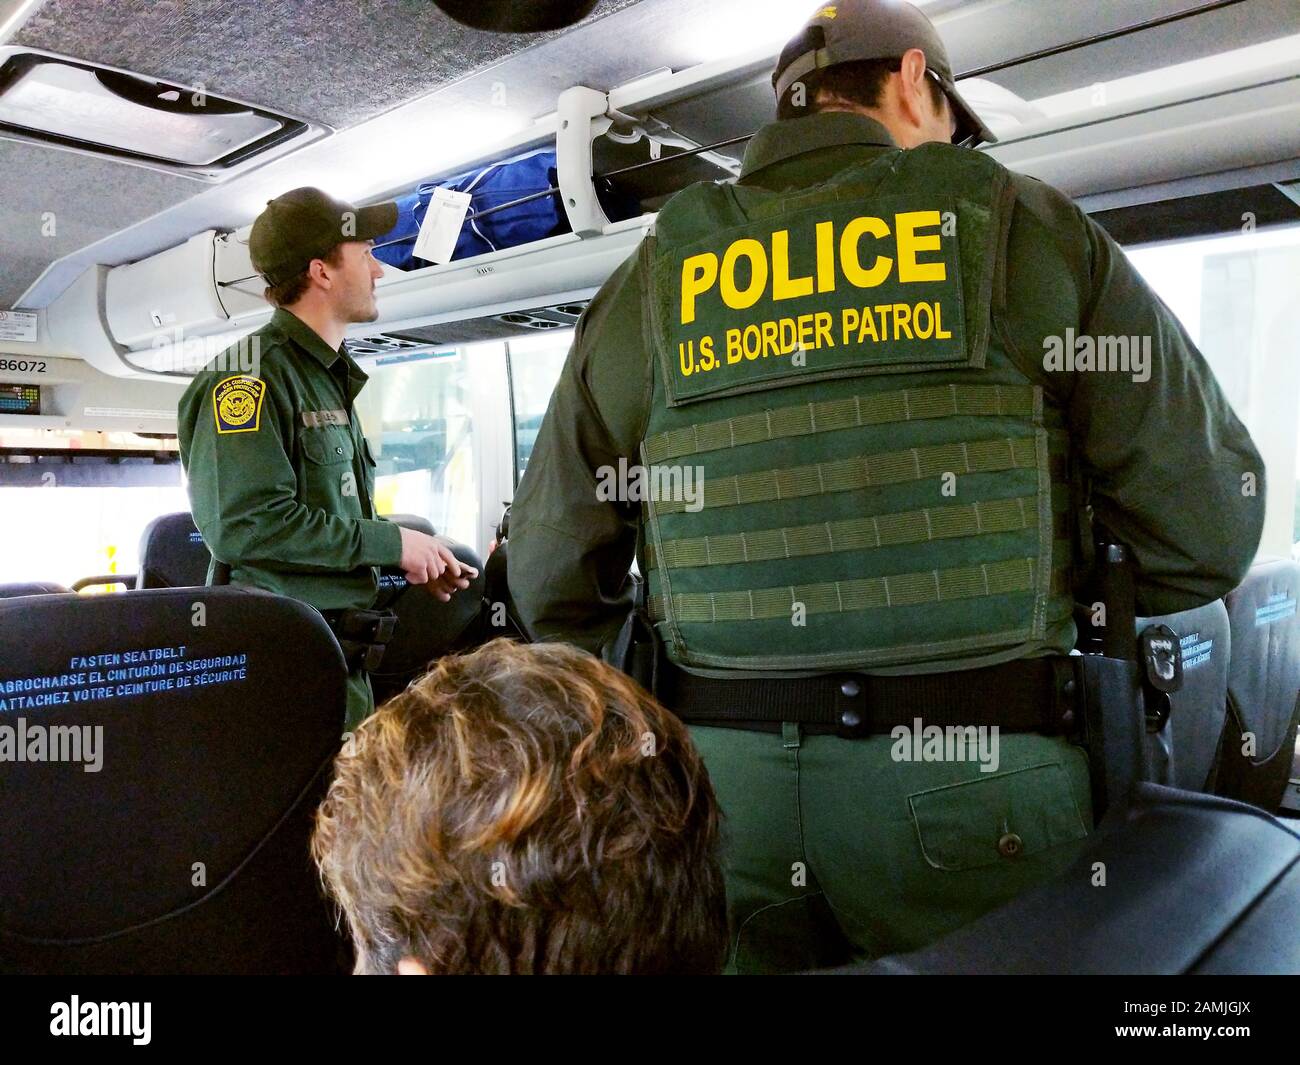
[0, 359, 47, 374]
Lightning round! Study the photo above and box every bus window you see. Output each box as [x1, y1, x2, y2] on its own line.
[0, 429, 185, 590]
[353, 351, 479, 551]
[507, 333, 572, 485]
[1126, 221, 1300, 559]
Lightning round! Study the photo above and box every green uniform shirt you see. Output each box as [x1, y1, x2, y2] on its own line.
[178, 308, 403, 610]
[508, 112, 1265, 667]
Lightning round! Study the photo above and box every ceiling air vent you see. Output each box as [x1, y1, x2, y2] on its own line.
[0, 47, 328, 179]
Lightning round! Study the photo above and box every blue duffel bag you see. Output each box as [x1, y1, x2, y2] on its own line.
[372, 148, 569, 270]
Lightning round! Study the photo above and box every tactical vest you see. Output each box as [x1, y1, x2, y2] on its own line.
[639, 144, 1074, 672]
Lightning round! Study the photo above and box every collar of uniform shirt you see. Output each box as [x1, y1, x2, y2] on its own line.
[739, 111, 898, 181]
[270, 307, 371, 402]
[271, 307, 346, 369]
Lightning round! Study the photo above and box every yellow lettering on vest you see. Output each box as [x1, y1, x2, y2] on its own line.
[841, 216, 892, 288]
[699, 335, 716, 371]
[797, 313, 814, 352]
[856, 307, 879, 343]
[721, 239, 768, 310]
[780, 317, 799, 354]
[874, 305, 893, 338]
[772, 230, 814, 302]
[815, 312, 834, 350]
[815, 221, 837, 294]
[896, 211, 945, 282]
[842, 308, 859, 345]
[913, 301, 934, 339]
[726, 329, 743, 364]
[743, 324, 762, 360]
[935, 301, 952, 339]
[893, 303, 914, 339]
[681, 253, 718, 325]
[678, 340, 694, 377]
[762, 320, 780, 357]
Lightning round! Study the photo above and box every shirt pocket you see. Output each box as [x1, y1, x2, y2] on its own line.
[907, 761, 1088, 872]
[298, 427, 358, 513]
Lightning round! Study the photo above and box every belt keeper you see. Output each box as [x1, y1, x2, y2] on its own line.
[835, 675, 870, 739]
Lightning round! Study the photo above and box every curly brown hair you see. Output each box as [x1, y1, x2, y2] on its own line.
[312, 638, 727, 974]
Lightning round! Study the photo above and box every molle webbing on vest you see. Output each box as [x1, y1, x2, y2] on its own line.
[651, 435, 1042, 516]
[644, 495, 1071, 571]
[648, 555, 1071, 624]
[643, 383, 1036, 465]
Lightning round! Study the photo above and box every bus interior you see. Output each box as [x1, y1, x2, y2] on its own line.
[0, 0, 1299, 981]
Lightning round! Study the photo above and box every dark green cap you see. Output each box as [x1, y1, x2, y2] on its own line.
[249, 187, 398, 285]
[773, 0, 997, 148]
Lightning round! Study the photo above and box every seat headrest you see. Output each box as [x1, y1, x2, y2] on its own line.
[136, 512, 211, 589]
[384, 513, 436, 537]
[0, 587, 347, 968]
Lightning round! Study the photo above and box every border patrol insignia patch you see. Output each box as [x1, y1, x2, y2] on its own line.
[213, 376, 266, 434]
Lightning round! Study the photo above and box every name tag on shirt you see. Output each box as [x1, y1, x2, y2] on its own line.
[301, 409, 349, 428]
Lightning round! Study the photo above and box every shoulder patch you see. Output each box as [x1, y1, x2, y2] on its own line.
[213, 375, 267, 434]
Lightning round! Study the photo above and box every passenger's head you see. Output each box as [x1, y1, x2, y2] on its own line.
[312, 638, 727, 975]
[773, 1, 995, 149]
[249, 187, 393, 321]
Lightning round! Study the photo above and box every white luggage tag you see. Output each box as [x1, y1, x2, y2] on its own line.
[413, 187, 473, 265]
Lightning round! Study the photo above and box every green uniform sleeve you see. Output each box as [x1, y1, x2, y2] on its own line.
[1005, 178, 1265, 616]
[180, 367, 403, 573]
[508, 254, 647, 654]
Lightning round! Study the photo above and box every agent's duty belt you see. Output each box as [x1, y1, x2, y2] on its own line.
[660, 657, 1079, 739]
[321, 608, 398, 673]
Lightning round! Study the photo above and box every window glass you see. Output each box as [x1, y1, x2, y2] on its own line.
[0, 429, 184, 589]
[507, 332, 572, 485]
[353, 351, 478, 550]
[1126, 222, 1300, 558]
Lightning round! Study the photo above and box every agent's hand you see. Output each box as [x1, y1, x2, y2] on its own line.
[397, 528, 478, 602]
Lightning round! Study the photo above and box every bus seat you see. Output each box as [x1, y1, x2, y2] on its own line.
[0, 582, 72, 598]
[841, 785, 1300, 975]
[1136, 599, 1231, 793]
[0, 587, 350, 974]
[1216, 558, 1300, 811]
[135, 512, 211, 589]
[383, 513, 435, 536]
[370, 522, 487, 705]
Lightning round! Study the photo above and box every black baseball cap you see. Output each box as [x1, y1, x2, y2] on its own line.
[249, 187, 398, 285]
[773, 0, 997, 147]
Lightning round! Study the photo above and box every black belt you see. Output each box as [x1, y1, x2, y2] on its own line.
[321, 608, 398, 673]
[660, 657, 1080, 738]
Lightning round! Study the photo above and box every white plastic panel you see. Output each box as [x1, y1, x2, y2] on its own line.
[105, 231, 227, 350]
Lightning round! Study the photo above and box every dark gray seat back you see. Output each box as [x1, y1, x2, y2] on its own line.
[1218, 558, 1300, 810]
[1137, 599, 1231, 792]
[135, 511, 211, 589]
[0, 587, 349, 974]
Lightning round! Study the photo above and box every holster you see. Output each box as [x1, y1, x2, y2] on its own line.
[322, 608, 399, 673]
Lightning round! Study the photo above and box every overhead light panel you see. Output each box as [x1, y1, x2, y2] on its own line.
[0, 47, 328, 179]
